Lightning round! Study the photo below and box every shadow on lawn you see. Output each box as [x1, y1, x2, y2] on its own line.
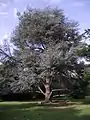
[70, 96, 90, 105]
[82, 96, 90, 104]
[0, 103, 90, 120]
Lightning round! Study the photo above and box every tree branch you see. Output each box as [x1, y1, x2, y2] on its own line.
[0, 48, 21, 63]
[52, 88, 68, 92]
[40, 39, 46, 49]
[36, 91, 41, 93]
[49, 91, 52, 98]
[38, 86, 45, 95]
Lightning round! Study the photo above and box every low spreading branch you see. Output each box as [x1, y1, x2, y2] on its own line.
[38, 86, 45, 95]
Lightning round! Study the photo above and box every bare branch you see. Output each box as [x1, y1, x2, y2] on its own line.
[38, 86, 45, 95]
[49, 91, 52, 98]
[36, 91, 41, 94]
[52, 88, 68, 92]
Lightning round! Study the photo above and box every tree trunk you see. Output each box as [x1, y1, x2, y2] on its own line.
[44, 83, 51, 103]
[38, 78, 52, 103]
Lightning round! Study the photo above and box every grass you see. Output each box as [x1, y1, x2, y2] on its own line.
[0, 98, 90, 120]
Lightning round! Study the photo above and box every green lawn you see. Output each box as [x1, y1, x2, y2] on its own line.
[0, 100, 90, 120]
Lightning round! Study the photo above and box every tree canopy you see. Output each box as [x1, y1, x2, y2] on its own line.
[0, 7, 89, 101]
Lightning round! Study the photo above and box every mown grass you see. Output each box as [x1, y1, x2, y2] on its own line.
[0, 98, 90, 120]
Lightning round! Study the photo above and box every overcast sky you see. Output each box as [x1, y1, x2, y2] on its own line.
[0, 0, 90, 44]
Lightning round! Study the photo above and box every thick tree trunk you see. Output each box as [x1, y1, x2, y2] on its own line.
[38, 78, 52, 103]
[44, 77, 52, 102]
[44, 84, 51, 102]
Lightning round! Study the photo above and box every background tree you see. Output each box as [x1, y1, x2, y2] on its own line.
[0, 40, 18, 95]
[77, 29, 90, 61]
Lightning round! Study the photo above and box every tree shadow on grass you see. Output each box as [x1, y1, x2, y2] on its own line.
[81, 96, 90, 104]
[0, 103, 90, 120]
[0, 101, 75, 110]
[71, 96, 90, 105]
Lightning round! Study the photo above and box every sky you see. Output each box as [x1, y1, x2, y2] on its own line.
[0, 0, 90, 44]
